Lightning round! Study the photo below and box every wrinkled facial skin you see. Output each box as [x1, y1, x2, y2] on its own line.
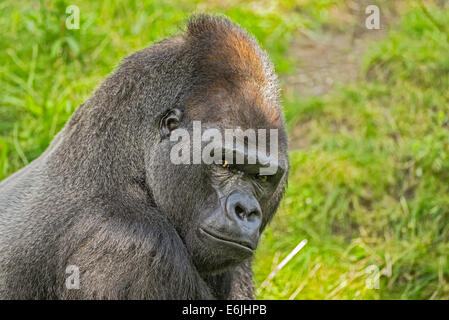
[146, 108, 288, 275]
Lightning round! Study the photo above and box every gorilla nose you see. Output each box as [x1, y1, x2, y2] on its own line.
[226, 192, 262, 238]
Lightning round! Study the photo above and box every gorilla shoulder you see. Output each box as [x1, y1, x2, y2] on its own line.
[0, 14, 288, 300]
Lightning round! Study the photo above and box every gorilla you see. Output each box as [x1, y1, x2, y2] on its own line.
[0, 14, 288, 299]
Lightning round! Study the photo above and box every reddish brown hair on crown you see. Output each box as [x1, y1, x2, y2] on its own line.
[183, 15, 281, 127]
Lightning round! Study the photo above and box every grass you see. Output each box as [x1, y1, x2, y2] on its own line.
[1, 0, 449, 299]
[255, 3, 449, 299]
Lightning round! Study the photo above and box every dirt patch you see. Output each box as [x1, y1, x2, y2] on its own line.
[283, 29, 385, 97]
[282, 0, 410, 151]
[284, 27, 386, 150]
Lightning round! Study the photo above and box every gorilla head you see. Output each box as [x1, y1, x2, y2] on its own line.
[0, 14, 288, 299]
[143, 16, 288, 274]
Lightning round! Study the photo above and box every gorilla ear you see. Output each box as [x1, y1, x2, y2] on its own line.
[160, 108, 183, 138]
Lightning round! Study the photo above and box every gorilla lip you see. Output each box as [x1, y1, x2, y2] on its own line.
[199, 228, 255, 252]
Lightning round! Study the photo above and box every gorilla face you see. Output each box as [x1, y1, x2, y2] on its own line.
[194, 156, 286, 274]
[146, 102, 288, 275]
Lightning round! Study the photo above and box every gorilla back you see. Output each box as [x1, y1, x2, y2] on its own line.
[0, 15, 288, 299]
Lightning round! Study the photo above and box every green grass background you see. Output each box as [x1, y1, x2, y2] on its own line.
[1, 0, 449, 299]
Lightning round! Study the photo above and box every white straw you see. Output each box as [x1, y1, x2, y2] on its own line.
[276, 239, 308, 271]
[257, 239, 308, 293]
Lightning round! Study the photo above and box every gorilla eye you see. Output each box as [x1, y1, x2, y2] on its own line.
[256, 174, 268, 182]
[167, 118, 179, 131]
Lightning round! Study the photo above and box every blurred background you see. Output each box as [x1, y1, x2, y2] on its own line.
[1, 0, 449, 299]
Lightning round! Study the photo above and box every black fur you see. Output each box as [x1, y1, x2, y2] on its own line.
[0, 14, 288, 299]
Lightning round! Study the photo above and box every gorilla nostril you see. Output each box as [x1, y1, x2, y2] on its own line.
[248, 210, 261, 220]
[227, 192, 262, 224]
[234, 204, 245, 219]
[233, 202, 261, 221]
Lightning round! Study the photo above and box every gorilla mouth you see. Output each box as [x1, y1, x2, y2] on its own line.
[199, 228, 254, 253]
